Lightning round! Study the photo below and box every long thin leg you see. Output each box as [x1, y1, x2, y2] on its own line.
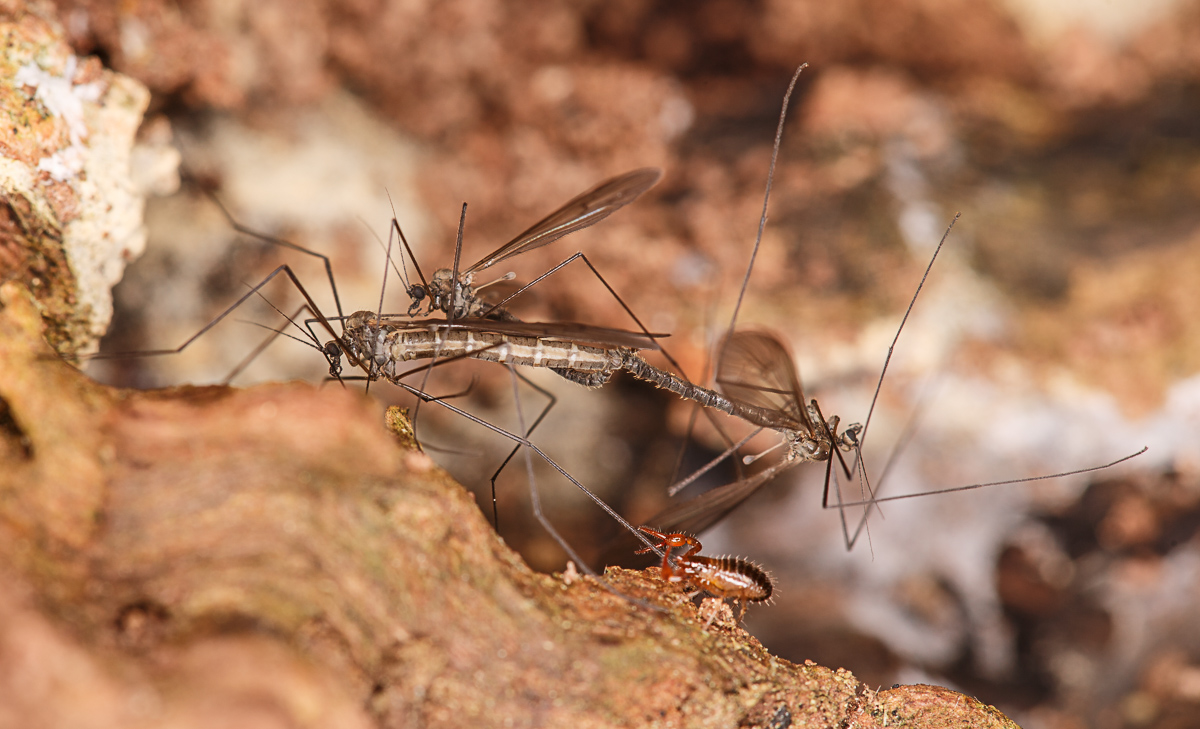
[107, 189, 352, 384]
[488, 368, 559, 532]
[222, 302, 325, 386]
[831, 447, 1148, 509]
[204, 189, 347, 324]
[838, 373, 945, 550]
[333, 346, 669, 569]
[88, 264, 352, 372]
[667, 428, 761, 497]
[725, 62, 807, 337]
[390, 377, 661, 562]
[503, 366, 664, 613]
[503, 364, 598, 572]
[825, 450, 875, 556]
[651, 63, 805, 518]
[802, 398, 877, 553]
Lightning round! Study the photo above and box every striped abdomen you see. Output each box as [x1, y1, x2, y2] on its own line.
[686, 555, 773, 603]
[381, 326, 624, 371]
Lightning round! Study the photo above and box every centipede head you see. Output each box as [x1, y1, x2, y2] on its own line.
[635, 526, 698, 553]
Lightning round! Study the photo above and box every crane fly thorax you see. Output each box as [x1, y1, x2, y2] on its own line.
[428, 268, 484, 318]
[786, 430, 830, 462]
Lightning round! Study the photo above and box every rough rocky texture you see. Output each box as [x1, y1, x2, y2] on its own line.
[0, 281, 1017, 728]
[0, 1, 167, 355]
[20, 0, 1200, 725]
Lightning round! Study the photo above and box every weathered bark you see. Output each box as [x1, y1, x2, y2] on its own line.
[0, 281, 1017, 728]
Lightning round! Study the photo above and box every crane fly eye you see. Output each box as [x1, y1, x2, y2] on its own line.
[409, 284, 427, 301]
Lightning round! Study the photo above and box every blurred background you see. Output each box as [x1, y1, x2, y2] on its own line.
[57, 0, 1200, 725]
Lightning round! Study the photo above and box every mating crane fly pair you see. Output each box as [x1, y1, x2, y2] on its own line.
[318, 166, 668, 387]
[87, 63, 1146, 606]
[316, 166, 880, 560]
[272, 149, 1140, 591]
[91, 163, 725, 571]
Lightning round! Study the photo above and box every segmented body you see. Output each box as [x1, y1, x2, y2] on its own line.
[636, 527, 773, 603]
[334, 312, 840, 468]
[341, 311, 627, 382]
[680, 554, 773, 603]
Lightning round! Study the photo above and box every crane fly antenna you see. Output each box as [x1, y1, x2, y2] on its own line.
[238, 316, 324, 352]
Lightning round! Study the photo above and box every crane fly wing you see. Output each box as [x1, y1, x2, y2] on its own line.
[510, 321, 666, 350]
[379, 316, 665, 350]
[715, 330, 814, 433]
[464, 168, 662, 274]
[645, 460, 796, 536]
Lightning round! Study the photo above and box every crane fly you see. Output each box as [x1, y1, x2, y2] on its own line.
[641, 63, 1146, 552]
[79, 178, 688, 577]
[645, 323, 1146, 549]
[393, 168, 662, 323]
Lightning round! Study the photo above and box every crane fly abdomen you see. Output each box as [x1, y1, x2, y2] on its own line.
[381, 325, 625, 373]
